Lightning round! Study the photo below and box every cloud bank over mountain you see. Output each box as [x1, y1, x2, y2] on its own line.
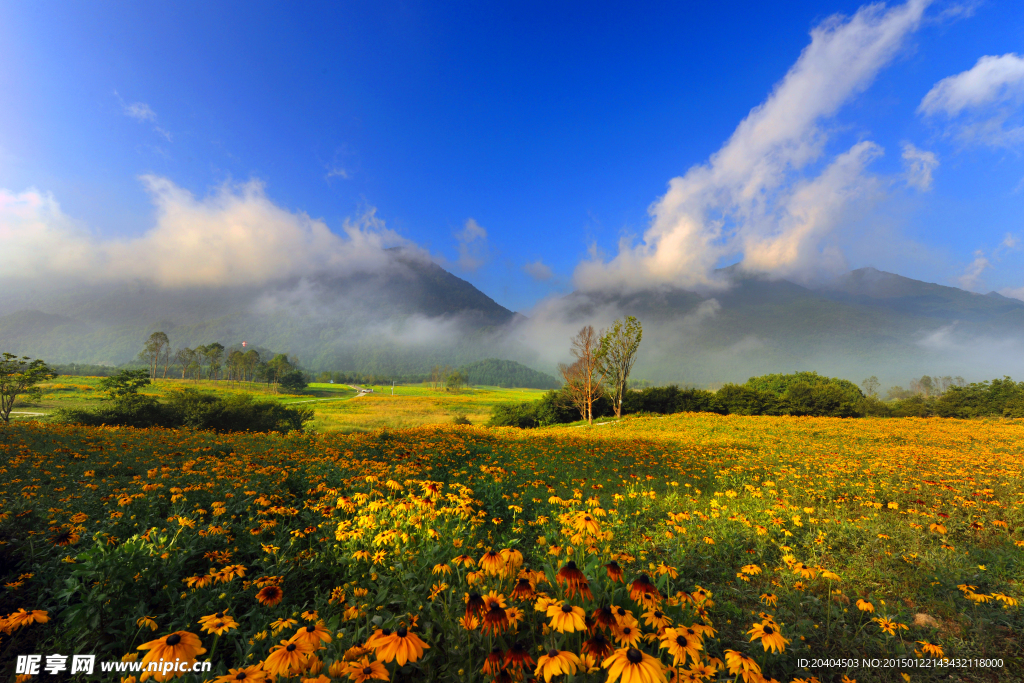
[0, 177, 421, 288]
[573, 0, 931, 293]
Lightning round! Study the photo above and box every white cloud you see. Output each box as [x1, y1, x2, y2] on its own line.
[326, 167, 350, 180]
[901, 142, 938, 190]
[1001, 285, 1024, 302]
[1001, 233, 1019, 249]
[919, 53, 1024, 147]
[957, 249, 990, 290]
[523, 260, 554, 281]
[0, 177, 419, 288]
[455, 218, 488, 271]
[574, 0, 930, 292]
[919, 54, 1024, 116]
[123, 101, 157, 122]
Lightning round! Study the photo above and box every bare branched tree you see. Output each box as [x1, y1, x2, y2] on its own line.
[558, 359, 589, 422]
[564, 325, 602, 424]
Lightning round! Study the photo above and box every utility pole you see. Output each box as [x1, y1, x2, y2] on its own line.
[392, 380, 395, 396]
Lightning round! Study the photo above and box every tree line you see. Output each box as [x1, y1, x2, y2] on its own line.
[138, 333, 307, 392]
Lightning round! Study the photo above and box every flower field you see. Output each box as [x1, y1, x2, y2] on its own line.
[0, 413, 1021, 683]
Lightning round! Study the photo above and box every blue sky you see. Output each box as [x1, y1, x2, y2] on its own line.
[1, 0, 1023, 311]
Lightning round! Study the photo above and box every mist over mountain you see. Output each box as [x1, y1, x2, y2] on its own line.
[2, 257, 1023, 388]
[0, 249, 521, 373]
[517, 266, 1024, 388]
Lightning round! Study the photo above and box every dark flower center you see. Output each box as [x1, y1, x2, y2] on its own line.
[686, 628, 695, 635]
[547, 649, 559, 658]
[608, 561, 620, 569]
[362, 667, 372, 675]
[565, 560, 577, 570]
[676, 635, 687, 646]
[306, 625, 316, 632]
[592, 633, 607, 644]
[216, 611, 224, 618]
[616, 608, 627, 616]
[517, 578, 531, 587]
[626, 648, 643, 664]
[381, 628, 392, 636]
[622, 626, 632, 635]
[654, 611, 663, 619]
[469, 592, 481, 601]
[166, 634, 181, 646]
[235, 673, 247, 680]
[638, 573, 650, 583]
[561, 604, 573, 613]
[764, 626, 775, 635]
[285, 644, 296, 652]
[584, 516, 592, 521]
[396, 627, 408, 638]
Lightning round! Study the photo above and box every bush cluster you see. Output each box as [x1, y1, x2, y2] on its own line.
[490, 372, 870, 427]
[53, 387, 313, 433]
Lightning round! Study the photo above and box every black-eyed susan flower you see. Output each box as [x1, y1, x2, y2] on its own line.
[343, 657, 388, 682]
[510, 577, 537, 602]
[289, 622, 332, 648]
[724, 650, 761, 682]
[271, 617, 298, 634]
[611, 623, 643, 648]
[759, 593, 778, 608]
[555, 560, 586, 591]
[747, 621, 790, 653]
[605, 561, 624, 583]
[256, 585, 284, 607]
[464, 592, 485, 621]
[372, 626, 429, 666]
[7, 608, 49, 627]
[137, 616, 159, 632]
[137, 631, 207, 679]
[547, 602, 586, 633]
[479, 550, 503, 575]
[263, 639, 315, 677]
[213, 666, 266, 683]
[201, 615, 238, 636]
[856, 599, 874, 613]
[482, 647, 504, 675]
[602, 647, 668, 683]
[659, 627, 702, 666]
[504, 641, 536, 670]
[581, 631, 614, 663]
[629, 574, 656, 602]
[534, 650, 581, 682]
[593, 606, 617, 631]
[917, 641, 944, 658]
[642, 609, 672, 630]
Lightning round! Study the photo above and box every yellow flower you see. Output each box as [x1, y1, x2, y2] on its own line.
[856, 599, 874, 613]
[602, 647, 667, 683]
[747, 620, 790, 653]
[534, 649, 581, 682]
[547, 602, 586, 634]
[371, 626, 429, 666]
[262, 639, 315, 677]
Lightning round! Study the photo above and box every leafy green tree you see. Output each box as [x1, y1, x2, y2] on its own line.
[278, 370, 308, 393]
[205, 342, 225, 380]
[445, 371, 466, 393]
[139, 332, 169, 380]
[596, 316, 643, 418]
[99, 369, 152, 400]
[861, 376, 880, 398]
[0, 353, 57, 424]
[97, 369, 160, 426]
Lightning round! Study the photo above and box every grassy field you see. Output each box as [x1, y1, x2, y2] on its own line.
[10, 376, 544, 432]
[0, 412, 1021, 682]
